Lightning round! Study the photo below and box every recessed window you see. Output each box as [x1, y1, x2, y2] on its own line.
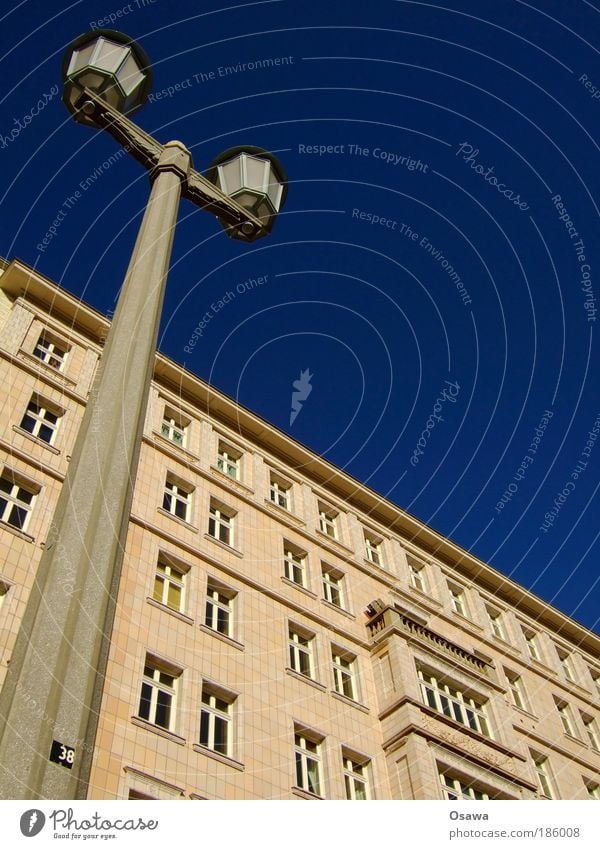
[137, 656, 180, 731]
[555, 700, 577, 737]
[364, 533, 383, 566]
[288, 625, 315, 679]
[0, 582, 9, 613]
[439, 771, 490, 801]
[342, 751, 370, 800]
[522, 627, 541, 662]
[205, 578, 236, 638]
[152, 554, 186, 612]
[20, 396, 62, 445]
[321, 563, 345, 609]
[318, 502, 338, 539]
[505, 669, 528, 711]
[162, 475, 193, 523]
[487, 607, 506, 640]
[208, 499, 236, 547]
[332, 647, 357, 700]
[199, 684, 236, 756]
[33, 331, 67, 370]
[269, 472, 292, 510]
[591, 671, 600, 700]
[161, 407, 188, 448]
[408, 558, 426, 593]
[557, 648, 577, 683]
[582, 715, 600, 751]
[294, 729, 323, 797]
[0, 471, 38, 532]
[283, 542, 307, 587]
[418, 668, 490, 737]
[586, 780, 600, 800]
[448, 584, 467, 617]
[217, 442, 242, 481]
[531, 752, 555, 799]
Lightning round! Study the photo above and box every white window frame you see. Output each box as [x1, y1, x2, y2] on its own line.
[33, 332, 67, 371]
[199, 685, 235, 757]
[208, 501, 235, 547]
[137, 658, 179, 731]
[332, 648, 357, 700]
[523, 628, 540, 661]
[343, 754, 370, 800]
[487, 607, 506, 640]
[321, 564, 345, 609]
[364, 534, 383, 566]
[152, 556, 186, 612]
[556, 701, 576, 737]
[0, 472, 37, 533]
[557, 649, 576, 683]
[418, 668, 491, 737]
[318, 503, 338, 539]
[583, 716, 600, 751]
[587, 782, 600, 800]
[506, 671, 527, 711]
[20, 397, 62, 445]
[294, 731, 323, 796]
[439, 772, 490, 801]
[408, 560, 426, 592]
[448, 585, 467, 617]
[162, 477, 192, 523]
[217, 443, 241, 480]
[205, 579, 236, 638]
[284, 545, 306, 587]
[532, 753, 554, 799]
[269, 474, 292, 510]
[288, 627, 314, 678]
[0, 582, 9, 613]
[160, 407, 188, 448]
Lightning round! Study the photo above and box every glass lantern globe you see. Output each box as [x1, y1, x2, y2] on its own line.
[62, 29, 152, 125]
[205, 146, 288, 241]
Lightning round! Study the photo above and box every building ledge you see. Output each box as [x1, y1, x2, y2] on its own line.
[198, 623, 244, 651]
[203, 533, 243, 558]
[331, 691, 369, 714]
[321, 599, 355, 620]
[281, 576, 317, 599]
[156, 507, 198, 533]
[209, 464, 254, 496]
[130, 717, 186, 746]
[263, 498, 306, 527]
[0, 520, 34, 543]
[285, 667, 327, 692]
[291, 786, 323, 800]
[146, 597, 194, 626]
[12, 425, 61, 455]
[192, 744, 244, 771]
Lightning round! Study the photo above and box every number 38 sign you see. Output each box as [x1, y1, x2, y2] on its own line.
[49, 739, 75, 769]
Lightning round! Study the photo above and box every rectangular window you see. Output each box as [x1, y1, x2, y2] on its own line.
[283, 544, 307, 587]
[137, 657, 179, 731]
[294, 731, 323, 796]
[532, 753, 554, 799]
[583, 716, 600, 751]
[318, 503, 338, 539]
[439, 771, 490, 801]
[161, 407, 188, 447]
[505, 670, 527, 711]
[217, 442, 241, 480]
[208, 500, 235, 547]
[20, 396, 62, 445]
[0, 472, 37, 532]
[270, 473, 292, 510]
[523, 628, 540, 662]
[418, 668, 490, 737]
[408, 560, 426, 592]
[205, 579, 236, 638]
[0, 582, 8, 613]
[591, 671, 600, 699]
[556, 701, 576, 737]
[152, 555, 186, 612]
[364, 533, 383, 566]
[332, 648, 357, 700]
[162, 476, 192, 523]
[343, 752, 370, 800]
[321, 564, 345, 609]
[33, 332, 67, 370]
[288, 626, 314, 678]
[487, 607, 506, 640]
[557, 649, 577, 683]
[448, 585, 467, 617]
[586, 782, 600, 800]
[199, 685, 235, 756]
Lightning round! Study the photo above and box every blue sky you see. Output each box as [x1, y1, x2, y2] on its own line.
[1, 0, 599, 632]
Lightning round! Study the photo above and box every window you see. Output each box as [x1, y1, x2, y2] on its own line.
[343, 752, 370, 800]
[318, 502, 338, 539]
[283, 543, 307, 587]
[161, 407, 188, 447]
[205, 579, 236, 637]
[128, 790, 156, 800]
[0, 472, 37, 532]
[152, 555, 186, 612]
[162, 476, 192, 523]
[557, 648, 577, 683]
[208, 500, 235, 547]
[199, 685, 235, 756]
[332, 648, 357, 700]
[505, 670, 527, 711]
[269, 473, 292, 510]
[586, 781, 600, 800]
[531, 753, 554, 799]
[448, 585, 467, 617]
[556, 700, 576, 737]
[408, 559, 426, 592]
[288, 626, 314, 678]
[137, 657, 179, 731]
[439, 771, 490, 801]
[487, 607, 506, 640]
[20, 396, 62, 445]
[583, 715, 600, 751]
[294, 730, 323, 796]
[0, 582, 8, 613]
[591, 671, 600, 700]
[418, 668, 490, 737]
[33, 332, 67, 370]
[522, 628, 541, 661]
[364, 533, 383, 566]
[217, 442, 241, 480]
[321, 563, 345, 609]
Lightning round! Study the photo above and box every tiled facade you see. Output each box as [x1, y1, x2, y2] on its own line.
[0, 257, 599, 800]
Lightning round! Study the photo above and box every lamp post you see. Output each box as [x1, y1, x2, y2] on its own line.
[0, 30, 287, 800]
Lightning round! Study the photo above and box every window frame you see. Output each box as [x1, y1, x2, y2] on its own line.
[204, 578, 236, 638]
[582, 715, 600, 751]
[532, 753, 554, 799]
[32, 331, 68, 371]
[408, 560, 427, 593]
[448, 584, 468, 618]
[198, 683, 236, 757]
[439, 771, 490, 801]
[418, 667, 491, 737]
[152, 554, 187, 613]
[487, 606, 506, 640]
[318, 502, 338, 539]
[0, 471, 38, 533]
[269, 473, 292, 511]
[20, 396, 62, 445]
[556, 700, 577, 737]
[331, 647, 357, 701]
[505, 670, 528, 712]
[342, 752, 370, 800]
[522, 627, 541, 662]
[216, 442, 242, 481]
[283, 543, 307, 588]
[364, 533, 383, 566]
[208, 499, 236, 547]
[288, 625, 315, 679]
[160, 406, 189, 448]
[557, 648, 577, 683]
[321, 563, 345, 609]
[137, 656, 180, 732]
[294, 730, 323, 797]
[162, 475, 193, 523]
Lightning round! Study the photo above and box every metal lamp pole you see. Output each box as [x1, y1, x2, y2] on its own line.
[0, 30, 287, 799]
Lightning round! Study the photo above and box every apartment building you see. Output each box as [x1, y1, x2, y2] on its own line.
[0, 256, 599, 800]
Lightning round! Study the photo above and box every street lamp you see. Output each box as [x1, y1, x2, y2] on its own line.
[0, 30, 287, 800]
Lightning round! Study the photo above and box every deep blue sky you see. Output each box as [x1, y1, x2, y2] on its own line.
[1, 0, 599, 633]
